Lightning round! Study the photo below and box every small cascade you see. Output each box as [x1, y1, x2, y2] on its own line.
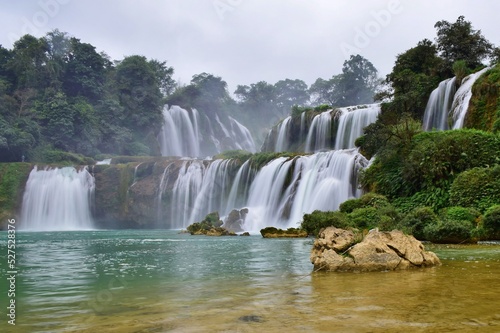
[158, 105, 200, 157]
[228, 117, 257, 153]
[275, 116, 292, 152]
[451, 67, 490, 129]
[422, 67, 490, 131]
[305, 110, 333, 152]
[20, 166, 95, 231]
[423, 77, 457, 131]
[335, 104, 381, 149]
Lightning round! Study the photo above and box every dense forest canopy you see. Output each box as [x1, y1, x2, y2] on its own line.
[0, 16, 497, 164]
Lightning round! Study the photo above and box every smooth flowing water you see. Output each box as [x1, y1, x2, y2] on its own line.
[1, 230, 499, 333]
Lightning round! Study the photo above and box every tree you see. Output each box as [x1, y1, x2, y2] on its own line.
[64, 37, 107, 99]
[148, 59, 175, 97]
[7, 34, 49, 90]
[309, 76, 342, 106]
[273, 79, 309, 115]
[114, 55, 163, 133]
[338, 54, 379, 106]
[435, 16, 493, 69]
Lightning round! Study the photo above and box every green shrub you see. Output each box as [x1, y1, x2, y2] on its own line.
[406, 130, 500, 193]
[339, 198, 363, 213]
[449, 165, 500, 212]
[423, 219, 475, 244]
[347, 207, 380, 230]
[0, 163, 33, 228]
[441, 206, 480, 224]
[400, 206, 439, 240]
[301, 210, 350, 236]
[482, 205, 500, 239]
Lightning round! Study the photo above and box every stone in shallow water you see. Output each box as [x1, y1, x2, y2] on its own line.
[238, 315, 264, 323]
[311, 227, 441, 272]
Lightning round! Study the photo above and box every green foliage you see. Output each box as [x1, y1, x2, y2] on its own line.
[423, 218, 475, 244]
[452, 60, 470, 83]
[339, 198, 364, 213]
[449, 165, 500, 212]
[260, 227, 307, 238]
[213, 150, 253, 163]
[347, 207, 380, 230]
[310, 54, 379, 107]
[29, 145, 94, 165]
[435, 16, 494, 69]
[0, 163, 32, 225]
[441, 206, 480, 224]
[482, 205, 500, 239]
[301, 210, 350, 236]
[407, 130, 500, 193]
[400, 207, 439, 240]
[248, 151, 299, 169]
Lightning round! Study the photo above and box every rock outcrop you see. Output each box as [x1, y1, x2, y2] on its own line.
[311, 227, 441, 272]
[260, 227, 308, 238]
[187, 212, 236, 236]
[223, 208, 249, 232]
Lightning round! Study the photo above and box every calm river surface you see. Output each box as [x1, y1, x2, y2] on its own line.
[1, 230, 499, 332]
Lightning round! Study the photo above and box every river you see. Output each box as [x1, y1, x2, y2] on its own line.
[1, 230, 499, 332]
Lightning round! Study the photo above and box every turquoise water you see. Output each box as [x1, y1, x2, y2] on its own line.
[1, 230, 500, 332]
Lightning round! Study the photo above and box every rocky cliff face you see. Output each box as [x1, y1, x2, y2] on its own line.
[92, 158, 187, 228]
[311, 227, 441, 272]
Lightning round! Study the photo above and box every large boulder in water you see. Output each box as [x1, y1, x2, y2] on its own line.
[223, 208, 249, 232]
[311, 227, 441, 272]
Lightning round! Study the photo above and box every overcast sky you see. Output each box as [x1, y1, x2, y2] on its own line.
[0, 0, 499, 92]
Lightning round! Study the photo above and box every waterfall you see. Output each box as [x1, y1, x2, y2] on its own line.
[275, 116, 292, 152]
[20, 166, 95, 231]
[422, 67, 490, 131]
[451, 67, 490, 129]
[159, 105, 256, 157]
[243, 149, 367, 231]
[158, 105, 200, 157]
[228, 117, 257, 153]
[305, 110, 333, 152]
[423, 77, 457, 131]
[167, 159, 236, 228]
[335, 104, 381, 149]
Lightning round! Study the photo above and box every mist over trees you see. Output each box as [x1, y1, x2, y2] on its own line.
[0, 16, 494, 163]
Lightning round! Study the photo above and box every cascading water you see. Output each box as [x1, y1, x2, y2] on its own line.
[168, 159, 236, 228]
[228, 117, 257, 153]
[158, 105, 200, 157]
[156, 149, 367, 230]
[275, 116, 292, 152]
[159, 105, 256, 157]
[451, 67, 490, 129]
[305, 110, 333, 152]
[422, 67, 490, 131]
[422, 77, 457, 131]
[243, 149, 367, 231]
[20, 166, 95, 231]
[335, 104, 381, 150]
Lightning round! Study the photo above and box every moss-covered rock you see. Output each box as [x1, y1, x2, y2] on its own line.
[187, 212, 236, 236]
[260, 227, 308, 238]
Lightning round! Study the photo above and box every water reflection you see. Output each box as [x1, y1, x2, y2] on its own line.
[0, 231, 499, 333]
